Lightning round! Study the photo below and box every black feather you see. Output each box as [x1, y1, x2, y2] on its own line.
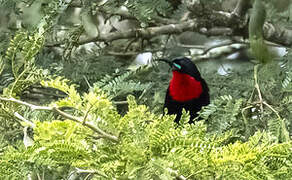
[162, 57, 210, 124]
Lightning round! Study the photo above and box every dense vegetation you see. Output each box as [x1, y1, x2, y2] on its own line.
[0, 0, 291, 179]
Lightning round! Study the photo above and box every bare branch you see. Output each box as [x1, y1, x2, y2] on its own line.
[113, 101, 128, 105]
[199, 27, 233, 36]
[192, 41, 247, 61]
[0, 97, 52, 111]
[201, 41, 246, 55]
[166, 167, 187, 180]
[262, 101, 281, 119]
[46, 2, 292, 49]
[98, 8, 178, 24]
[47, 19, 199, 47]
[47, 8, 242, 47]
[80, 19, 198, 44]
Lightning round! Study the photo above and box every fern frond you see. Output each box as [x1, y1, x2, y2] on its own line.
[282, 71, 292, 92]
[199, 95, 245, 135]
[5, 29, 44, 77]
[94, 70, 151, 100]
[41, 77, 82, 108]
[5, 30, 28, 78]
[0, 56, 4, 76]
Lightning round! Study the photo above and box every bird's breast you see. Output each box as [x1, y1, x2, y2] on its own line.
[169, 71, 203, 102]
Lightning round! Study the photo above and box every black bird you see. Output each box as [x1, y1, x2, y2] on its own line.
[158, 57, 210, 124]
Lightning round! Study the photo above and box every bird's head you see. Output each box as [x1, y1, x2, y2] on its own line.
[157, 57, 202, 80]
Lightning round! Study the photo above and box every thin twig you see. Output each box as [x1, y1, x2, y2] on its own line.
[36, 173, 42, 180]
[241, 105, 253, 137]
[113, 101, 128, 105]
[262, 101, 290, 142]
[125, 38, 139, 52]
[162, 34, 171, 57]
[53, 107, 118, 142]
[262, 101, 281, 119]
[83, 75, 92, 89]
[253, 65, 264, 113]
[14, 112, 36, 128]
[75, 168, 108, 178]
[82, 104, 92, 125]
[82, 100, 97, 125]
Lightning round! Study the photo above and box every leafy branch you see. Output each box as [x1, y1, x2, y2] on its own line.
[0, 96, 119, 142]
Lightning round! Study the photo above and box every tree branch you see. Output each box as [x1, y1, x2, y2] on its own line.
[0, 97, 119, 142]
[47, 19, 198, 47]
[192, 41, 247, 61]
[79, 19, 199, 45]
[47, 8, 242, 47]
[52, 107, 118, 142]
[0, 97, 52, 111]
[98, 8, 178, 24]
[46, 2, 292, 49]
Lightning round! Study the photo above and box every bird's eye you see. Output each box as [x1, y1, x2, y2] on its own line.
[173, 63, 182, 69]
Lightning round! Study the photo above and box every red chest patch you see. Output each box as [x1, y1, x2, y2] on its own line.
[169, 71, 203, 102]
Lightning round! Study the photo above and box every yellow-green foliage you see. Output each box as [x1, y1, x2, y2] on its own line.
[1, 78, 291, 179]
[34, 120, 88, 146]
[41, 77, 82, 108]
[41, 77, 121, 134]
[0, 0, 71, 98]
[33, 120, 93, 168]
[3, 30, 47, 96]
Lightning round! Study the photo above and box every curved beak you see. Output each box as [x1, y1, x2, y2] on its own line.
[155, 58, 182, 71]
[155, 58, 173, 66]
